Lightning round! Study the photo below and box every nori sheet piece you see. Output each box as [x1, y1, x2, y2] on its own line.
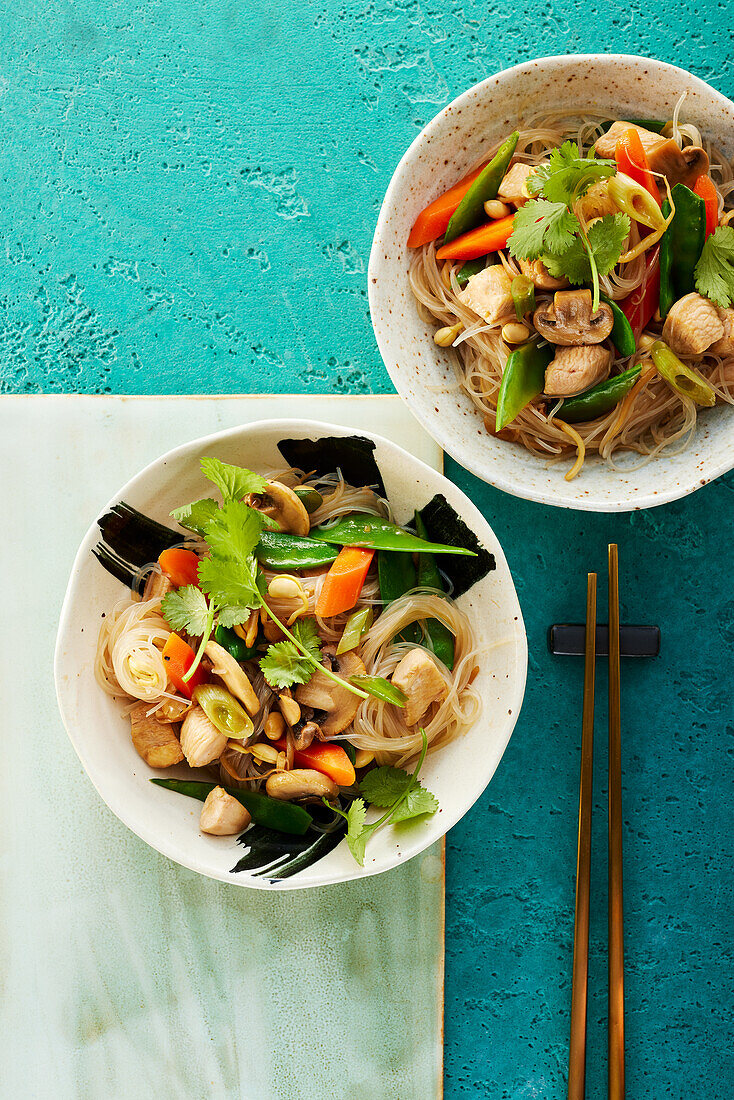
[277, 435, 386, 494]
[93, 502, 183, 587]
[418, 493, 496, 598]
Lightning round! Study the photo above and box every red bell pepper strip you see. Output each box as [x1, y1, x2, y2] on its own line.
[615, 127, 661, 206]
[272, 739, 356, 787]
[693, 175, 719, 238]
[158, 547, 200, 588]
[407, 165, 486, 249]
[435, 214, 515, 262]
[161, 632, 208, 698]
[618, 247, 660, 339]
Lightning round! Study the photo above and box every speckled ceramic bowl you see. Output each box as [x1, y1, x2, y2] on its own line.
[55, 419, 527, 890]
[369, 54, 734, 511]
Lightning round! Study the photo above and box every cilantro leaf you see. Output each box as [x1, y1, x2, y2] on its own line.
[530, 141, 616, 206]
[217, 604, 257, 628]
[259, 618, 322, 689]
[170, 498, 219, 536]
[361, 765, 439, 821]
[161, 585, 210, 635]
[200, 457, 267, 502]
[344, 800, 368, 865]
[391, 784, 440, 822]
[198, 555, 260, 613]
[544, 214, 630, 285]
[508, 199, 581, 261]
[197, 501, 265, 612]
[695, 225, 734, 307]
[205, 500, 264, 564]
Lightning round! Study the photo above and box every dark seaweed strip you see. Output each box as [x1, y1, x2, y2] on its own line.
[93, 502, 184, 587]
[418, 494, 495, 598]
[277, 435, 386, 495]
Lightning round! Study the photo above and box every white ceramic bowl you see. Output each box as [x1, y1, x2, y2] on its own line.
[369, 54, 734, 511]
[55, 419, 527, 890]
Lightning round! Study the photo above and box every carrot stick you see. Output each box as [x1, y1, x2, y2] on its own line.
[158, 548, 200, 588]
[273, 739, 356, 787]
[693, 175, 719, 237]
[161, 633, 208, 698]
[615, 128, 661, 206]
[407, 166, 485, 248]
[435, 214, 515, 261]
[315, 546, 375, 618]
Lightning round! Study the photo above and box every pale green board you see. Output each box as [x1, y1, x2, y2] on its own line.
[1, 395, 444, 1099]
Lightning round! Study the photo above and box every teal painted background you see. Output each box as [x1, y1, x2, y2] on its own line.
[4, 2, 733, 1096]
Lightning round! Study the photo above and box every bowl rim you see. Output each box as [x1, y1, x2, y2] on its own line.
[369, 53, 734, 512]
[54, 417, 528, 890]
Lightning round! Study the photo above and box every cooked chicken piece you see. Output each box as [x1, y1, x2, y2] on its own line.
[143, 569, 173, 601]
[498, 162, 535, 207]
[458, 264, 514, 325]
[199, 787, 251, 836]
[129, 702, 184, 768]
[711, 307, 734, 357]
[662, 293, 724, 356]
[519, 258, 569, 291]
[180, 706, 228, 768]
[544, 345, 613, 398]
[391, 648, 449, 727]
[594, 122, 708, 189]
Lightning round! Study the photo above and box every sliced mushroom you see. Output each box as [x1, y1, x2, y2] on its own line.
[518, 258, 568, 291]
[200, 787, 251, 835]
[266, 768, 339, 801]
[594, 122, 708, 189]
[245, 481, 310, 535]
[662, 293, 725, 356]
[293, 720, 321, 751]
[143, 569, 173, 602]
[204, 640, 260, 715]
[391, 648, 448, 727]
[534, 289, 614, 346]
[544, 345, 613, 398]
[457, 264, 514, 325]
[712, 307, 734, 357]
[497, 161, 536, 207]
[180, 706, 228, 767]
[295, 646, 366, 735]
[129, 702, 184, 768]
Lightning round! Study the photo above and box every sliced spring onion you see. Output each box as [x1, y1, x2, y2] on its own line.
[350, 675, 407, 707]
[608, 173, 666, 230]
[650, 341, 716, 407]
[510, 274, 536, 320]
[193, 684, 254, 739]
[294, 486, 324, 513]
[336, 606, 374, 655]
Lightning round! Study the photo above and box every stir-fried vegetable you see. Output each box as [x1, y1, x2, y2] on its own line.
[316, 546, 375, 618]
[415, 512, 455, 670]
[193, 684, 253, 740]
[443, 131, 519, 245]
[161, 632, 208, 697]
[310, 515, 476, 556]
[151, 778, 313, 835]
[336, 606, 373, 655]
[455, 256, 486, 288]
[599, 292, 636, 357]
[619, 249, 660, 338]
[378, 550, 419, 643]
[658, 199, 675, 319]
[511, 274, 536, 320]
[214, 624, 257, 662]
[666, 183, 707, 298]
[693, 174, 719, 238]
[255, 531, 338, 570]
[158, 547, 200, 588]
[407, 164, 487, 248]
[293, 486, 323, 513]
[495, 342, 554, 431]
[650, 341, 717, 406]
[556, 365, 642, 423]
[614, 127, 661, 205]
[272, 740, 356, 787]
[436, 214, 515, 261]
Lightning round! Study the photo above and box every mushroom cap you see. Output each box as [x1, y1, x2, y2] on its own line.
[245, 481, 310, 536]
[204, 640, 260, 715]
[295, 646, 366, 735]
[265, 768, 339, 801]
[533, 289, 614, 346]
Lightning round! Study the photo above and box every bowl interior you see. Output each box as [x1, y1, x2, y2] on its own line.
[55, 419, 527, 889]
[369, 54, 734, 511]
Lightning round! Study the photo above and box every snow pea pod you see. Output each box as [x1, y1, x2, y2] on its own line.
[658, 197, 675, 319]
[556, 365, 641, 423]
[667, 183, 706, 298]
[495, 342, 554, 431]
[214, 624, 258, 662]
[443, 131, 519, 245]
[600, 292, 636, 357]
[310, 516, 476, 556]
[255, 531, 339, 570]
[415, 512, 455, 670]
[293, 486, 323, 513]
[150, 779, 313, 835]
[378, 550, 420, 643]
[456, 256, 486, 288]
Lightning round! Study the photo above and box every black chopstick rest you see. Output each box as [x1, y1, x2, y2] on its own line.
[548, 623, 660, 658]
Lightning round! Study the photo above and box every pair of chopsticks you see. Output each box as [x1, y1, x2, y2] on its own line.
[568, 544, 624, 1100]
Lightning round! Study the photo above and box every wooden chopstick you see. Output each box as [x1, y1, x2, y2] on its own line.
[608, 544, 625, 1099]
[568, 572, 597, 1100]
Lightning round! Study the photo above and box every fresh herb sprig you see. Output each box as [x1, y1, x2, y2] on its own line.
[329, 729, 439, 865]
[508, 141, 628, 312]
[695, 225, 734, 307]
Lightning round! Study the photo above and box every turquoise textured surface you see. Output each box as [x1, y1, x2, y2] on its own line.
[4, 3, 734, 1097]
